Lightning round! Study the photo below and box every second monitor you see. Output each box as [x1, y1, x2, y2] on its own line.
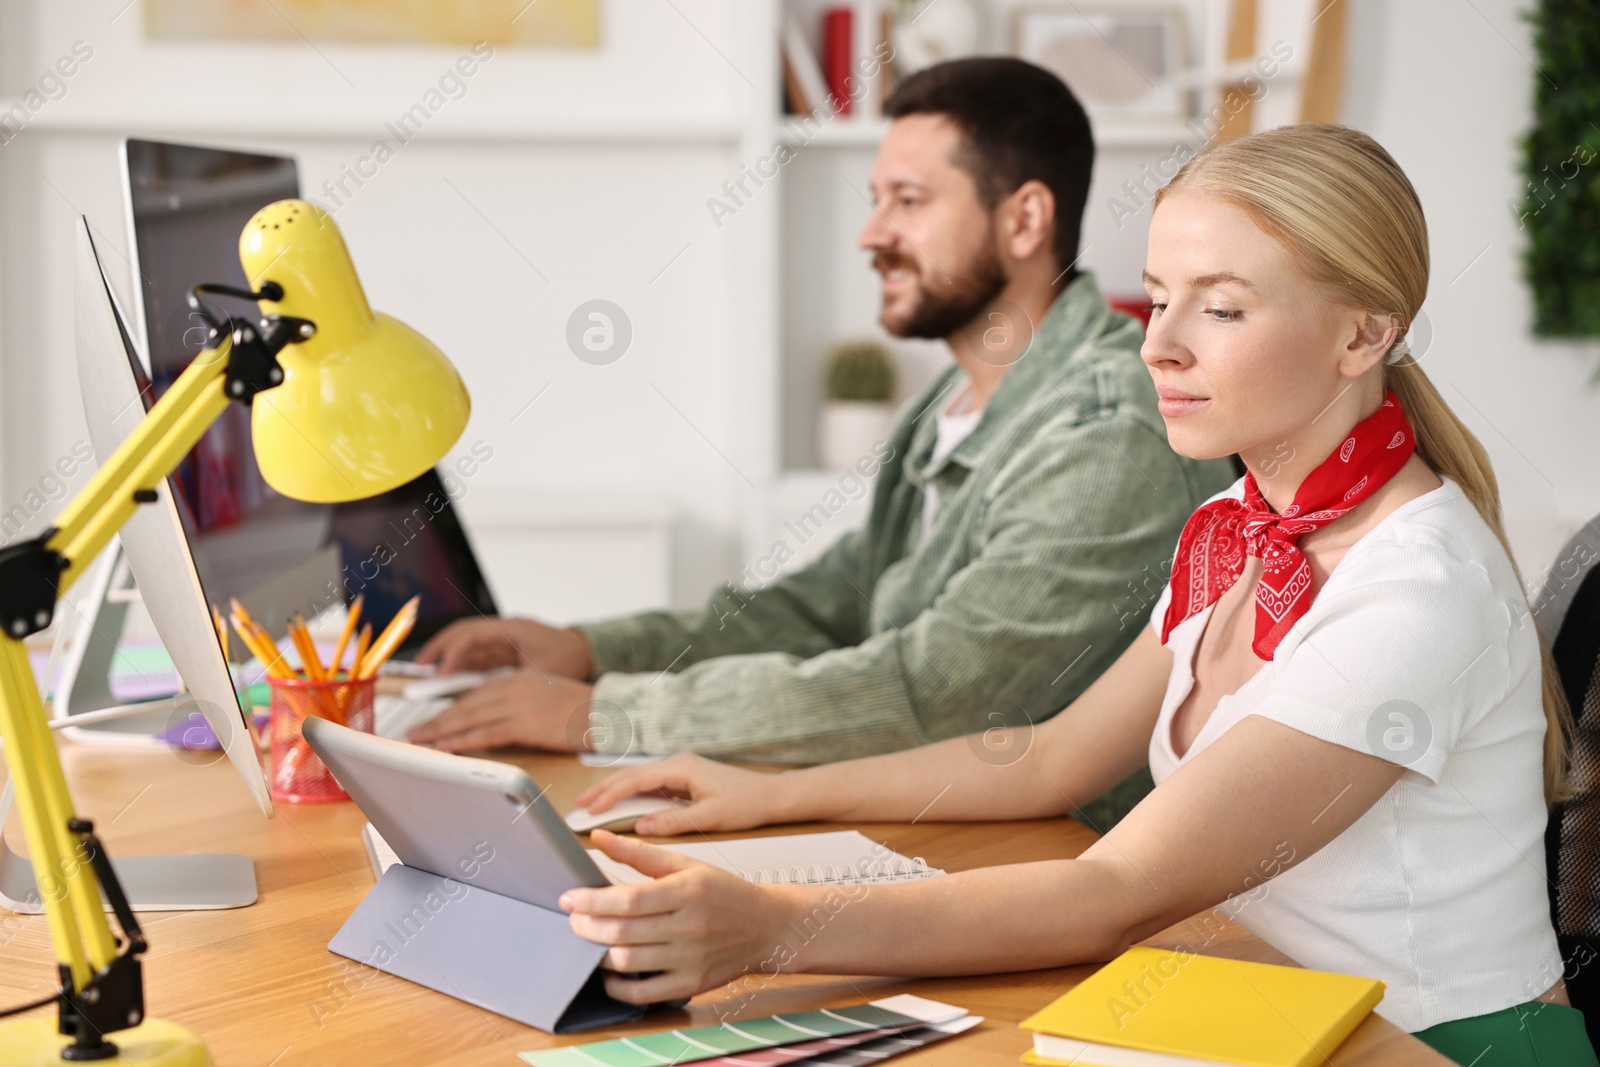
[122, 136, 498, 652]
[59, 138, 498, 757]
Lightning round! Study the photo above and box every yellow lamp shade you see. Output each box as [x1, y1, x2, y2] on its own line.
[238, 199, 470, 503]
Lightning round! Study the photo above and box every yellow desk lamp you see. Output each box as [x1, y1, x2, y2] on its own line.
[0, 200, 469, 1065]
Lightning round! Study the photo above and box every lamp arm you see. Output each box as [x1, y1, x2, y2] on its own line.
[0, 303, 312, 1057]
[54, 343, 236, 596]
[48, 339, 231, 593]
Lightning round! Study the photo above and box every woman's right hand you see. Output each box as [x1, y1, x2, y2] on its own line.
[573, 754, 801, 836]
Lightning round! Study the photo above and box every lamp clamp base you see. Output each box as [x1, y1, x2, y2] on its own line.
[53, 817, 150, 1060]
[54, 957, 142, 1061]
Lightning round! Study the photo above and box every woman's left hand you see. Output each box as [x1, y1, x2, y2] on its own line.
[561, 829, 798, 1004]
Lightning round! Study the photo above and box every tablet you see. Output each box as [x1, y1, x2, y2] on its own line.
[301, 716, 606, 910]
[302, 718, 666, 1032]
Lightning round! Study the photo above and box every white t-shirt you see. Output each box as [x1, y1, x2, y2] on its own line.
[1147, 475, 1561, 1033]
[921, 385, 982, 539]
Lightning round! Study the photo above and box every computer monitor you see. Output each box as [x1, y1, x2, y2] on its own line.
[122, 138, 340, 635]
[1, 217, 265, 915]
[119, 138, 498, 650]
[67, 216, 273, 818]
[57, 141, 498, 755]
[16, 144, 499, 914]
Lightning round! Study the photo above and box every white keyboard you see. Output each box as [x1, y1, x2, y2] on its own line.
[373, 694, 452, 741]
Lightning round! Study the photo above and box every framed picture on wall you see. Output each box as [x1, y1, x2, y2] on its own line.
[1012, 4, 1190, 122]
[145, 0, 600, 47]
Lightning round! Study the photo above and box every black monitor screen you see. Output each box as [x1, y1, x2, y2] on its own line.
[327, 477, 497, 650]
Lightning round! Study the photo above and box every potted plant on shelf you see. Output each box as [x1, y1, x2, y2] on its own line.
[819, 339, 897, 470]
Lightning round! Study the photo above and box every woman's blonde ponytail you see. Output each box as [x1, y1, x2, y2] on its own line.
[1386, 357, 1571, 802]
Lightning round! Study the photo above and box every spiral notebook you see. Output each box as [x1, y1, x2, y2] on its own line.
[588, 831, 944, 886]
[364, 824, 943, 887]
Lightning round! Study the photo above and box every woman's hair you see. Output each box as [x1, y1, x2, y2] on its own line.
[1153, 123, 1572, 804]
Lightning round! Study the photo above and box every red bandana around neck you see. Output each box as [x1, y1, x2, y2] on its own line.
[1160, 390, 1417, 660]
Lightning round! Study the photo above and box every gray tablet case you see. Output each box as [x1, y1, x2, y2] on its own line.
[302, 717, 646, 1033]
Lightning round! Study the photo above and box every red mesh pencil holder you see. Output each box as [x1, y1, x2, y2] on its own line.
[268, 675, 375, 803]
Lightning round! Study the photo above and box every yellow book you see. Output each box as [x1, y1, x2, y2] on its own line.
[1018, 946, 1384, 1067]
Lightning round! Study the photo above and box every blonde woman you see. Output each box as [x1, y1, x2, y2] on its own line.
[561, 124, 1596, 1065]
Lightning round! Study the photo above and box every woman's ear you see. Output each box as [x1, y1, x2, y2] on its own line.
[1338, 311, 1400, 378]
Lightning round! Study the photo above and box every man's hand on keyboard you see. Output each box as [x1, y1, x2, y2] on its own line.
[404, 667, 595, 754]
[414, 616, 593, 679]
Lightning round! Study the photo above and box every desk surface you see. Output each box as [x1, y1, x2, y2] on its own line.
[0, 744, 1451, 1066]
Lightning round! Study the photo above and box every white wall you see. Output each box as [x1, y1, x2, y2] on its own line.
[1340, 0, 1600, 577]
[1, 0, 1594, 621]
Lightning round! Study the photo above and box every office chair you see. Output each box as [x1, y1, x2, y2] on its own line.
[1539, 519, 1600, 1046]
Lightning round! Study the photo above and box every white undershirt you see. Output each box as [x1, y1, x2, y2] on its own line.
[920, 384, 982, 539]
[1147, 476, 1561, 1033]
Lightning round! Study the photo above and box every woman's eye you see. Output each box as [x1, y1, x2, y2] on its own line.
[1145, 302, 1166, 316]
[1207, 308, 1241, 322]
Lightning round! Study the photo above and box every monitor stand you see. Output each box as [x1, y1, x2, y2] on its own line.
[55, 541, 195, 745]
[0, 544, 259, 913]
[0, 779, 257, 912]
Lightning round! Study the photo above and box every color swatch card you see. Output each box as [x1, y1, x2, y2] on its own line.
[520, 994, 966, 1067]
[710, 1015, 982, 1065]
[701, 1025, 905, 1065]
[797, 1015, 982, 1064]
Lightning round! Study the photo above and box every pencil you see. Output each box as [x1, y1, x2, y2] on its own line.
[244, 620, 282, 674]
[229, 599, 296, 679]
[356, 597, 419, 679]
[228, 615, 268, 670]
[211, 604, 230, 664]
[231, 614, 292, 680]
[329, 595, 363, 679]
[290, 616, 324, 681]
[229, 597, 257, 631]
[353, 623, 372, 675]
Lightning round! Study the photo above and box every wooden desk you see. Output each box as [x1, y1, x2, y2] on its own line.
[0, 744, 1451, 1066]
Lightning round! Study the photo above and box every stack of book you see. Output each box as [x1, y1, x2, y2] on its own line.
[780, 4, 893, 118]
[1019, 946, 1385, 1066]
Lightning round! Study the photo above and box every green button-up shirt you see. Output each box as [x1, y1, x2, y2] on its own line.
[577, 272, 1235, 826]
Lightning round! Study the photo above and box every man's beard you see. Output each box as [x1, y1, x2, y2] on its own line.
[875, 243, 1008, 340]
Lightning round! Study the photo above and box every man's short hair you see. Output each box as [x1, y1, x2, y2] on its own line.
[884, 57, 1094, 278]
